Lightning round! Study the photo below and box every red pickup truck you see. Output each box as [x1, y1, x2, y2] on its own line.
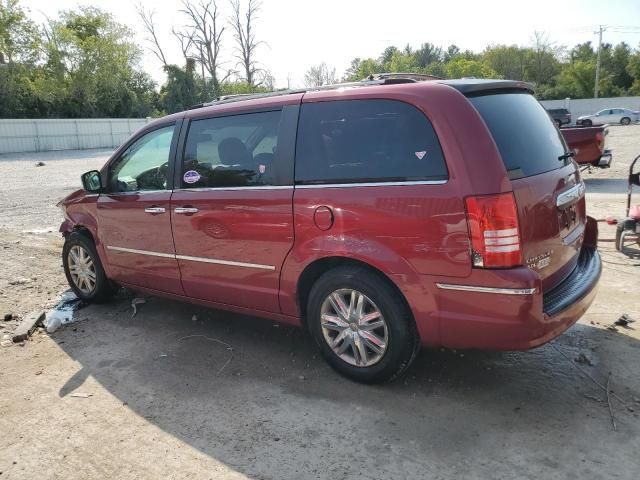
[561, 125, 612, 168]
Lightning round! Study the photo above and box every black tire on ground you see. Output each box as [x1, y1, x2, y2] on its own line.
[621, 117, 631, 126]
[62, 231, 116, 303]
[307, 266, 419, 384]
[583, 119, 592, 127]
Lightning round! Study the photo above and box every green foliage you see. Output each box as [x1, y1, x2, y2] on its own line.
[3, 0, 640, 119]
[444, 57, 499, 79]
[343, 39, 640, 101]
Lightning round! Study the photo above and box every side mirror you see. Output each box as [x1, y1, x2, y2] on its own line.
[81, 170, 102, 193]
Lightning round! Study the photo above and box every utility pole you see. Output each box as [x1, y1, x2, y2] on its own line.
[594, 25, 606, 99]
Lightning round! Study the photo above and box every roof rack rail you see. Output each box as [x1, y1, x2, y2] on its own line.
[189, 73, 441, 109]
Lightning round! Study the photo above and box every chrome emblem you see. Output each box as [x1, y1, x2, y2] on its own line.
[526, 250, 553, 270]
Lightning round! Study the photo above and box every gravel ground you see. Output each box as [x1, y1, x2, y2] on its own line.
[0, 129, 639, 479]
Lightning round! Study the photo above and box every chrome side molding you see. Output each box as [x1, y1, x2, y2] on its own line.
[435, 283, 537, 295]
[106, 246, 275, 271]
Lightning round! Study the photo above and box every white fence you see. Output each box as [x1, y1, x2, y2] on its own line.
[540, 96, 640, 123]
[0, 118, 151, 154]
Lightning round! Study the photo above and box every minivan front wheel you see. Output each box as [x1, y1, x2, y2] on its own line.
[307, 267, 418, 383]
[63, 232, 115, 303]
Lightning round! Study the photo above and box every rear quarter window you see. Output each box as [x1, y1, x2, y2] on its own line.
[295, 99, 448, 185]
[470, 93, 568, 180]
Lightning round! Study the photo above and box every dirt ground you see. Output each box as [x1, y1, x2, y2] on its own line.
[0, 130, 639, 479]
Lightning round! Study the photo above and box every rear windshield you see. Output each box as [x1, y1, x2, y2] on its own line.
[469, 93, 568, 180]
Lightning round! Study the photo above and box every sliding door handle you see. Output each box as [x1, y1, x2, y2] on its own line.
[174, 207, 199, 214]
[144, 207, 166, 214]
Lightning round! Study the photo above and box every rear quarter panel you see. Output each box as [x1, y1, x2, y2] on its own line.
[279, 83, 512, 318]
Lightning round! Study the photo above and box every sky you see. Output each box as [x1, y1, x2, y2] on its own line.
[22, 0, 640, 89]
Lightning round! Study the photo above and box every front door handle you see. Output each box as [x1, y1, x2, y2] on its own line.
[144, 207, 166, 214]
[174, 207, 199, 214]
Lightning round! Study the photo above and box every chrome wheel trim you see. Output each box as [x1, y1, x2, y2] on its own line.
[68, 245, 97, 294]
[320, 288, 388, 367]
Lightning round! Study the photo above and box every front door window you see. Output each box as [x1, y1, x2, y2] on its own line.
[109, 126, 174, 193]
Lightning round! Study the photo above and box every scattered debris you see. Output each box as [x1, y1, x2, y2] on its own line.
[614, 314, 636, 327]
[34, 161, 46, 167]
[583, 394, 603, 403]
[4, 313, 12, 321]
[70, 392, 93, 398]
[606, 325, 618, 332]
[131, 297, 146, 318]
[298, 375, 305, 381]
[575, 353, 594, 366]
[159, 354, 168, 358]
[12, 311, 45, 342]
[191, 314, 198, 323]
[9, 278, 31, 286]
[1, 339, 12, 347]
[606, 374, 617, 432]
[44, 291, 84, 333]
[179, 334, 234, 374]
[552, 344, 630, 408]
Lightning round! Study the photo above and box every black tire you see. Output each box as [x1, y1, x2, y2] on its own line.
[621, 117, 631, 126]
[307, 266, 419, 384]
[583, 119, 592, 127]
[62, 231, 115, 303]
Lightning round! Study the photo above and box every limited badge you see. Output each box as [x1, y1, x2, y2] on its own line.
[415, 150, 427, 160]
[183, 170, 201, 184]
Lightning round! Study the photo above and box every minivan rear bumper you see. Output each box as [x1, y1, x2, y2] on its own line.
[416, 247, 601, 350]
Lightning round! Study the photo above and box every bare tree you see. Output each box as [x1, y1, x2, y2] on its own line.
[229, 0, 263, 86]
[304, 63, 337, 87]
[180, 0, 230, 89]
[136, 3, 168, 68]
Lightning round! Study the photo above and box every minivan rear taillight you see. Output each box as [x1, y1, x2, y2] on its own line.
[465, 193, 522, 268]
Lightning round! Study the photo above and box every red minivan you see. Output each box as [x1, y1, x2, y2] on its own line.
[59, 78, 601, 383]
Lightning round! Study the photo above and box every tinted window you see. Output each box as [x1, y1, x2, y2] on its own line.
[469, 93, 567, 180]
[182, 110, 282, 188]
[110, 125, 174, 192]
[295, 100, 447, 185]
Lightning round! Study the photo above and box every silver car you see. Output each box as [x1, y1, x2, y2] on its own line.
[577, 108, 639, 126]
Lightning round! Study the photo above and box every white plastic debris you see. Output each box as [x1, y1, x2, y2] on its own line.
[44, 290, 83, 332]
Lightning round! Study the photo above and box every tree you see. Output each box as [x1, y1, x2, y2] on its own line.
[229, 0, 262, 86]
[136, 3, 168, 68]
[444, 57, 499, 79]
[483, 45, 527, 80]
[526, 31, 560, 85]
[304, 62, 337, 87]
[180, 0, 229, 92]
[414, 42, 443, 68]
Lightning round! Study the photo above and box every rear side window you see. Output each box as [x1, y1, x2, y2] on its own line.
[295, 99, 447, 185]
[469, 93, 567, 180]
[182, 110, 283, 188]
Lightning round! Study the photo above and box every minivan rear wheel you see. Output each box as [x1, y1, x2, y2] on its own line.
[307, 266, 418, 383]
[63, 231, 115, 303]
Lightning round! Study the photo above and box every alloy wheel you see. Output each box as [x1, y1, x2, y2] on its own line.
[68, 245, 97, 294]
[320, 288, 389, 367]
